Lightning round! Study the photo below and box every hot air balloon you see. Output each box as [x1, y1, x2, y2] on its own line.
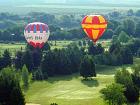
[81, 15, 107, 44]
[24, 22, 50, 48]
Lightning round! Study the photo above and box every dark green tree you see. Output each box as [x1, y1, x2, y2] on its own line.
[0, 67, 25, 105]
[127, 9, 134, 16]
[135, 10, 140, 17]
[15, 51, 23, 70]
[100, 83, 126, 105]
[135, 21, 140, 37]
[115, 68, 139, 103]
[80, 55, 96, 79]
[32, 49, 42, 69]
[114, 25, 124, 35]
[102, 29, 114, 39]
[21, 65, 29, 89]
[131, 64, 140, 88]
[2, 50, 11, 68]
[22, 50, 34, 72]
[123, 19, 136, 36]
[118, 31, 130, 43]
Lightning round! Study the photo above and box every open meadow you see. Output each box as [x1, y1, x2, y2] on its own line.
[25, 58, 140, 105]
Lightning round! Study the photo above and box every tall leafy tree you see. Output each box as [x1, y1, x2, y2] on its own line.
[115, 68, 139, 103]
[80, 55, 96, 79]
[22, 50, 34, 72]
[123, 19, 136, 36]
[100, 83, 126, 105]
[2, 50, 11, 68]
[22, 65, 29, 89]
[118, 31, 130, 43]
[32, 49, 42, 69]
[15, 51, 23, 70]
[0, 67, 25, 105]
[135, 21, 140, 37]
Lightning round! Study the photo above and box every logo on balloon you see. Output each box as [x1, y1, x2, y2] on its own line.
[24, 22, 50, 48]
[82, 15, 107, 43]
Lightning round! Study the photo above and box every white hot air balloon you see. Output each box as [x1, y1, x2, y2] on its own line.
[24, 22, 50, 48]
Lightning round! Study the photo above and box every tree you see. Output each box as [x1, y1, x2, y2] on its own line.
[15, 51, 23, 70]
[137, 48, 140, 57]
[109, 42, 121, 54]
[0, 67, 25, 105]
[135, 21, 140, 37]
[109, 11, 120, 18]
[2, 49, 11, 68]
[115, 68, 133, 87]
[42, 42, 51, 52]
[78, 41, 82, 46]
[88, 42, 104, 56]
[127, 38, 140, 56]
[114, 25, 124, 35]
[83, 40, 86, 46]
[127, 9, 134, 16]
[118, 31, 130, 43]
[102, 29, 114, 39]
[21, 65, 29, 89]
[22, 50, 34, 72]
[131, 64, 140, 88]
[80, 55, 96, 79]
[112, 35, 119, 44]
[100, 83, 126, 105]
[123, 19, 136, 36]
[115, 68, 139, 103]
[32, 49, 42, 69]
[135, 10, 140, 17]
[120, 47, 133, 64]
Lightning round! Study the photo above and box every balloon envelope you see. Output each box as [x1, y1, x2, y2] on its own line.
[81, 15, 107, 43]
[24, 22, 50, 48]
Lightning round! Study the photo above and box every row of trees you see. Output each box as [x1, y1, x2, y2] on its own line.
[0, 42, 96, 80]
[1, 9, 140, 41]
[88, 41, 133, 66]
[101, 65, 140, 105]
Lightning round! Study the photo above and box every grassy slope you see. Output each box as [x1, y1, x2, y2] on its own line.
[26, 58, 140, 105]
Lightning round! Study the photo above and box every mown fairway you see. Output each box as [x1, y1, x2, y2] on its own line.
[25, 58, 140, 105]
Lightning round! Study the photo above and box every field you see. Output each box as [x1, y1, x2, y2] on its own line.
[0, 40, 137, 105]
[0, 40, 110, 57]
[0, 41, 73, 56]
[25, 58, 140, 105]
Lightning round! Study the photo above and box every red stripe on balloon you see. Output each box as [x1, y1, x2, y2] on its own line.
[99, 29, 106, 37]
[42, 25, 45, 31]
[92, 16, 100, 24]
[31, 25, 34, 31]
[36, 24, 40, 31]
[81, 16, 88, 24]
[85, 29, 93, 40]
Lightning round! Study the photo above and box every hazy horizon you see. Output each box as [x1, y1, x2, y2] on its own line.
[0, 0, 140, 5]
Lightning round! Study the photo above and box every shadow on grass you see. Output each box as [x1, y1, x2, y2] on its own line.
[81, 78, 99, 87]
[48, 73, 79, 84]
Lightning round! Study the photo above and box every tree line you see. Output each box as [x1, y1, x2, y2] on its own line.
[1, 9, 140, 41]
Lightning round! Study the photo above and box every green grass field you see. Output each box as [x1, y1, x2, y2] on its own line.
[0, 40, 109, 57]
[0, 41, 73, 56]
[25, 58, 140, 105]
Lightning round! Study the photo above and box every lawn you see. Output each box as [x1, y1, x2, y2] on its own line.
[25, 74, 113, 105]
[0, 39, 110, 57]
[25, 58, 140, 105]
